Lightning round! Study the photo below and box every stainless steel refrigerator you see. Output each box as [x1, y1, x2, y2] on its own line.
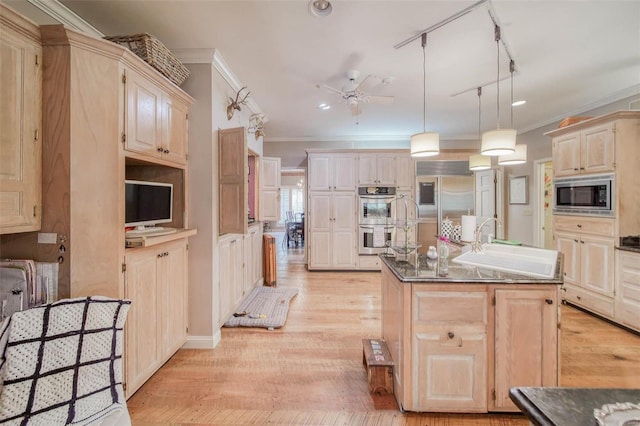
[416, 175, 475, 251]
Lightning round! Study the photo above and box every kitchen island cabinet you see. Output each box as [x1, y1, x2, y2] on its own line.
[381, 254, 562, 413]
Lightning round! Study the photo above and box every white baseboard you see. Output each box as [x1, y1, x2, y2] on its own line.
[183, 330, 221, 349]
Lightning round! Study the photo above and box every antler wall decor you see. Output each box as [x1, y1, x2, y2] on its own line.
[226, 86, 251, 120]
[249, 113, 265, 140]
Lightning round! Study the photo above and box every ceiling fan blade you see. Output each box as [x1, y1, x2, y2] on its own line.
[322, 85, 345, 96]
[354, 75, 379, 93]
[368, 95, 395, 105]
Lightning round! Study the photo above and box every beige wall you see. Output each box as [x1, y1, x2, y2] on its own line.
[183, 61, 259, 345]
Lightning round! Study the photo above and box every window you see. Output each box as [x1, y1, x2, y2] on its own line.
[279, 186, 304, 226]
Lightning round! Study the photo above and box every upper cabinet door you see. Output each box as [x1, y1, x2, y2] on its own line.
[552, 132, 581, 177]
[395, 155, 414, 190]
[0, 22, 42, 234]
[259, 156, 281, 222]
[358, 154, 378, 186]
[332, 155, 357, 191]
[161, 94, 188, 165]
[124, 68, 163, 159]
[219, 127, 247, 235]
[308, 155, 331, 191]
[581, 123, 614, 175]
[375, 154, 396, 186]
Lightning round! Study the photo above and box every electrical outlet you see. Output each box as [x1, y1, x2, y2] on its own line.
[37, 233, 57, 244]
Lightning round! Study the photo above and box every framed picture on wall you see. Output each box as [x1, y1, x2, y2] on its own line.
[509, 176, 528, 205]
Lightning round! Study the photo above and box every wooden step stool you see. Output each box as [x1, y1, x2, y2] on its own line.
[362, 339, 394, 395]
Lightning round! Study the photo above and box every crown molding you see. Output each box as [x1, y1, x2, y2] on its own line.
[211, 50, 264, 117]
[518, 84, 640, 135]
[27, 0, 103, 37]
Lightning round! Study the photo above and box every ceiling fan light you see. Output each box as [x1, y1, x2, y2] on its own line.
[481, 128, 517, 156]
[410, 132, 439, 157]
[498, 144, 527, 165]
[469, 154, 492, 171]
[309, 0, 333, 17]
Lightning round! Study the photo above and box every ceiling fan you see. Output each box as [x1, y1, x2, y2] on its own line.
[320, 70, 395, 122]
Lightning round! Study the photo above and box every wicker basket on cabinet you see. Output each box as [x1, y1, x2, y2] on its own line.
[104, 33, 189, 86]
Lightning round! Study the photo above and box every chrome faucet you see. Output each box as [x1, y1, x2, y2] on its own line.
[472, 217, 501, 253]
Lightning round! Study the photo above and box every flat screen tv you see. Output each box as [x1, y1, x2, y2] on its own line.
[125, 180, 173, 228]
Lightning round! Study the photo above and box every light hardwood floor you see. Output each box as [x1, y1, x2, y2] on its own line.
[127, 252, 640, 425]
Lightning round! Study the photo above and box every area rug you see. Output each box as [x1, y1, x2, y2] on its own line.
[223, 286, 298, 329]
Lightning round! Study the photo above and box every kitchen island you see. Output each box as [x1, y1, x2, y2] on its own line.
[381, 251, 563, 413]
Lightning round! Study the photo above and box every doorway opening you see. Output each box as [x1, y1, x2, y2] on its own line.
[277, 168, 306, 263]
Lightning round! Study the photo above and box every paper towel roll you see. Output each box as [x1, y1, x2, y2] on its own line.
[461, 215, 477, 242]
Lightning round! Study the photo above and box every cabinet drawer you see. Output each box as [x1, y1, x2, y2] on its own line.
[413, 289, 487, 327]
[554, 216, 614, 237]
[358, 255, 381, 270]
[563, 284, 614, 319]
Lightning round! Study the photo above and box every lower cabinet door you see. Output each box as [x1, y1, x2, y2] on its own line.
[414, 331, 487, 412]
[493, 288, 558, 411]
[124, 248, 162, 397]
[160, 240, 188, 359]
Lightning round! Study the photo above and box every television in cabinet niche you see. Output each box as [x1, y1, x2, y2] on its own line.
[125, 180, 173, 229]
[125, 162, 185, 231]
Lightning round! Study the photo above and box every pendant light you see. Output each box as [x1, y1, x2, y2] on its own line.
[498, 60, 527, 165]
[481, 25, 516, 156]
[469, 87, 491, 171]
[411, 33, 439, 157]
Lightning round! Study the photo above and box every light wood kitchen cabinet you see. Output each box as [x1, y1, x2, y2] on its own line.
[218, 225, 264, 324]
[245, 224, 263, 292]
[160, 239, 189, 359]
[491, 287, 559, 411]
[0, 19, 196, 399]
[552, 123, 614, 177]
[219, 127, 248, 235]
[308, 153, 357, 191]
[381, 263, 561, 414]
[258, 157, 281, 222]
[358, 153, 395, 186]
[124, 239, 188, 397]
[555, 216, 615, 318]
[0, 7, 41, 234]
[307, 192, 356, 270]
[123, 246, 162, 397]
[218, 233, 245, 323]
[412, 287, 487, 412]
[615, 250, 640, 332]
[394, 154, 414, 191]
[548, 111, 640, 330]
[124, 68, 189, 166]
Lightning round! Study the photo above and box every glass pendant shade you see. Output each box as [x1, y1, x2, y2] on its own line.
[481, 129, 517, 156]
[410, 132, 440, 157]
[498, 143, 527, 165]
[469, 154, 492, 171]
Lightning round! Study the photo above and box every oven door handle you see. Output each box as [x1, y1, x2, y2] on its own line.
[360, 195, 394, 200]
[360, 225, 394, 230]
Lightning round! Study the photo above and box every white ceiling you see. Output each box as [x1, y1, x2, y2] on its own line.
[9, 0, 640, 144]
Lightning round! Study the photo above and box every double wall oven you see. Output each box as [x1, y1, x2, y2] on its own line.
[358, 186, 395, 255]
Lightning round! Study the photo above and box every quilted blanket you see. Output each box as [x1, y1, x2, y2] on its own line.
[0, 297, 130, 425]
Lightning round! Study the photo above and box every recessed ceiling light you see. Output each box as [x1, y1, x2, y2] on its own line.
[512, 100, 526, 106]
[309, 0, 333, 17]
[318, 103, 331, 110]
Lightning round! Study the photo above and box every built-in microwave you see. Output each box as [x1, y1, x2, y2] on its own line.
[553, 174, 614, 216]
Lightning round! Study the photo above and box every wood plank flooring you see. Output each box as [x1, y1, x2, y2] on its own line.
[127, 253, 640, 425]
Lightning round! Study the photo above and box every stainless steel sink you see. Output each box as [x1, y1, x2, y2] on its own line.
[452, 244, 558, 278]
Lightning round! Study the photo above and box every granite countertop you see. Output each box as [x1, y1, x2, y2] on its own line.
[509, 387, 640, 426]
[617, 246, 640, 254]
[380, 251, 564, 284]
